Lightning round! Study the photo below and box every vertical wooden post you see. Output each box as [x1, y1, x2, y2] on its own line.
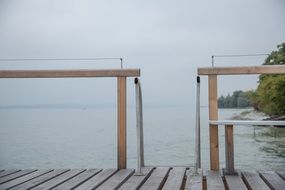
[208, 75, 219, 170]
[225, 125, 235, 174]
[117, 77, 127, 169]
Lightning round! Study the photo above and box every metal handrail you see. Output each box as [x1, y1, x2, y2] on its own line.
[134, 78, 145, 175]
[195, 76, 201, 174]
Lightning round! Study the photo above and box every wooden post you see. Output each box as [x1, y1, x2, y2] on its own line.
[225, 125, 235, 174]
[208, 75, 219, 170]
[117, 77, 127, 169]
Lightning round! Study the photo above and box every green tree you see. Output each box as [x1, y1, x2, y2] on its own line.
[254, 43, 285, 115]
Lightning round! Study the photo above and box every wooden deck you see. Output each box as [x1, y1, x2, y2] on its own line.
[0, 168, 284, 190]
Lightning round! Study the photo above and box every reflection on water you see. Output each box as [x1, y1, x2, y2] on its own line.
[255, 127, 285, 158]
[0, 106, 284, 171]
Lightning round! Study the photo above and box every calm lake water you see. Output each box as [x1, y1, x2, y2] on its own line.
[0, 106, 284, 170]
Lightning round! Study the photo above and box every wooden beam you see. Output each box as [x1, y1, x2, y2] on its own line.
[0, 69, 140, 78]
[208, 75, 219, 171]
[117, 77, 127, 169]
[198, 65, 285, 75]
[224, 125, 235, 175]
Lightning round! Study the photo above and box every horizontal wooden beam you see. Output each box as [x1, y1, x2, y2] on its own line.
[198, 65, 285, 75]
[209, 120, 285, 126]
[0, 69, 140, 78]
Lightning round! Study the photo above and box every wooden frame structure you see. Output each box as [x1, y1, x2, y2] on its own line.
[198, 65, 285, 171]
[0, 69, 140, 169]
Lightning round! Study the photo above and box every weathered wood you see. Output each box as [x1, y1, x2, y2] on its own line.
[75, 169, 117, 190]
[206, 170, 225, 190]
[276, 171, 285, 180]
[97, 169, 134, 190]
[198, 65, 285, 75]
[10, 169, 69, 190]
[0, 170, 52, 190]
[119, 167, 154, 190]
[53, 169, 102, 190]
[225, 125, 235, 175]
[208, 75, 219, 170]
[184, 169, 203, 190]
[32, 169, 85, 190]
[162, 167, 186, 190]
[117, 76, 127, 169]
[224, 172, 247, 190]
[140, 167, 170, 190]
[242, 171, 270, 190]
[0, 170, 20, 178]
[0, 169, 36, 184]
[210, 120, 285, 126]
[259, 171, 285, 190]
[0, 69, 140, 78]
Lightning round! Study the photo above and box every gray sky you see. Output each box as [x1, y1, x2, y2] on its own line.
[0, 0, 285, 106]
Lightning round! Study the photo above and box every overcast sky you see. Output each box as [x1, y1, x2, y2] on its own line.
[0, 0, 284, 106]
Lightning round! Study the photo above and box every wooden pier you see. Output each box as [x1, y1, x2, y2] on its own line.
[1, 66, 285, 189]
[0, 168, 285, 189]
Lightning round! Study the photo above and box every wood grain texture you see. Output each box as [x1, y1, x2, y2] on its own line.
[119, 167, 154, 190]
[0, 169, 36, 184]
[117, 76, 127, 169]
[75, 169, 118, 190]
[0, 69, 140, 78]
[0, 170, 52, 190]
[0, 170, 20, 178]
[162, 167, 186, 190]
[225, 125, 235, 174]
[140, 167, 170, 190]
[208, 75, 219, 170]
[206, 170, 225, 190]
[53, 169, 102, 190]
[198, 65, 285, 75]
[96, 169, 134, 190]
[9, 169, 69, 190]
[259, 171, 285, 190]
[224, 173, 247, 190]
[32, 169, 85, 190]
[242, 171, 270, 190]
[184, 169, 203, 190]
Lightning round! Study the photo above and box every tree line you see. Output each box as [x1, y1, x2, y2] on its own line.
[218, 43, 285, 116]
[218, 90, 252, 108]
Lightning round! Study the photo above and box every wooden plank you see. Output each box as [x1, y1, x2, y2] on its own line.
[184, 169, 203, 190]
[140, 167, 170, 190]
[53, 169, 102, 190]
[0, 170, 52, 190]
[224, 172, 247, 190]
[276, 171, 285, 180]
[260, 171, 285, 190]
[225, 125, 235, 174]
[0, 169, 36, 184]
[75, 169, 118, 190]
[9, 169, 69, 190]
[210, 120, 285, 126]
[208, 75, 219, 170]
[0, 69, 140, 78]
[198, 65, 285, 75]
[117, 76, 127, 169]
[118, 167, 154, 190]
[96, 169, 134, 190]
[162, 167, 186, 190]
[242, 171, 270, 190]
[206, 170, 225, 190]
[31, 169, 85, 190]
[0, 170, 20, 178]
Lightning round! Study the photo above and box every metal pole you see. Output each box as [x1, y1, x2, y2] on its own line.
[134, 78, 145, 175]
[195, 76, 201, 174]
